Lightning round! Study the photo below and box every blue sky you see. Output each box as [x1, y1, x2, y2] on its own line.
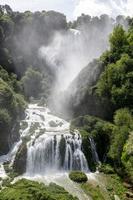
[1, 0, 133, 20]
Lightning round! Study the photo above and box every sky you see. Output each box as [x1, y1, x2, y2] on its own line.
[1, 0, 133, 20]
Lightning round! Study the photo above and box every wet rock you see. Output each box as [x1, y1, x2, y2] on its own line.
[13, 142, 27, 175]
[49, 120, 58, 127]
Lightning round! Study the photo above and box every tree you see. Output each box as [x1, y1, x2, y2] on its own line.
[109, 25, 128, 61]
[21, 67, 43, 98]
[97, 54, 133, 111]
[121, 132, 133, 182]
[109, 109, 133, 165]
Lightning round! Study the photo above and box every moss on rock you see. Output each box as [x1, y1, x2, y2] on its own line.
[69, 171, 88, 183]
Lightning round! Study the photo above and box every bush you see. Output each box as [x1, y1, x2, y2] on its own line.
[99, 164, 115, 174]
[69, 171, 88, 183]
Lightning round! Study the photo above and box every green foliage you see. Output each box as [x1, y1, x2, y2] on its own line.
[0, 108, 11, 128]
[99, 164, 115, 174]
[105, 174, 128, 200]
[97, 54, 133, 110]
[81, 173, 129, 200]
[94, 23, 133, 181]
[21, 67, 43, 99]
[0, 67, 26, 154]
[114, 108, 133, 128]
[97, 24, 133, 118]
[109, 25, 128, 61]
[0, 78, 26, 117]
[121, 132, 133, 183]
[71, 109, 133, 181]
[0, 13, 14, 38]
[69, 171, 88, 183]
[71, 115, 114, 164]
[81, 183, 105, 200]
[0, 179, 78, 200]
[108, 109, 133, 165]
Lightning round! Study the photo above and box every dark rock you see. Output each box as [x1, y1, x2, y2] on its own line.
[13, 142, 27, 175]
[49, 120, 58, 127]
[126, 192, 133, 198]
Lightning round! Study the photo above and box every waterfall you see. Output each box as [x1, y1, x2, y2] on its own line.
[24, 104, 89, 176]
[0, 164, 7, 178]
[89, 137, 100, 164]
[26, 133, 89, 175]
[0, 104, 89, 178]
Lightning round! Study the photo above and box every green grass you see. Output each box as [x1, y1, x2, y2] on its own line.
[0, 179, 78, 200]
[105, 174, 128, 200]
[81, 183, 105, 200]
[71, 172, 131, 200]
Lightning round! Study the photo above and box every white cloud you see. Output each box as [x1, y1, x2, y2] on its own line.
[1, 0, 133, 20]
[73, 0, 133, 18]
[0, 0, 75, 20]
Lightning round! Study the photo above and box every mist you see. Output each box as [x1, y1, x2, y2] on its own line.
[2, 5, 129, 118]
[38, 17, 112, 92]
[37, 14, 128, 117]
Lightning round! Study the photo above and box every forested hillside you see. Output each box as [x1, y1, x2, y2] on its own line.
[71, 20, 133, 184]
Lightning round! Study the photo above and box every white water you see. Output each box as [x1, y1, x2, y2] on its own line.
[25, 104, 89, 175]
[0, 104, 103, 200]
[0, 104, 89, 178]
[89, 137, 100, 164]
[0, 164, 7, 179]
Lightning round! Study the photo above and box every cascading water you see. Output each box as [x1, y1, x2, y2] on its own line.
[89, 137, 100, 164]
[0, 104, 94, 200]
[26, 133, 89, 175]
[24, 104, 89, 176]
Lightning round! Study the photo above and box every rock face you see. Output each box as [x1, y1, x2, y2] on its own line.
[13, 142, 27, 175]
[55, 59, 112, 120]
[0, 129, 10, 156]
[68, 60, 112, 120]
[0, 122, 20, 156]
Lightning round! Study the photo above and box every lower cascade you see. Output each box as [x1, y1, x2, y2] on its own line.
[26, 133, 89, 175]
[23, 104, 89, 175]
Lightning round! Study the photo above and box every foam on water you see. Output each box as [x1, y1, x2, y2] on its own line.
[25, 104, 89, 175]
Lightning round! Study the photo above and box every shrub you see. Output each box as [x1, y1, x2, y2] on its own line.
[99, 164, 115, 174]
[69, 171, 88, 183]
